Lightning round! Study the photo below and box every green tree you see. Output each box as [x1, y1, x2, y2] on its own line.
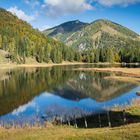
[90, 51, 95, 63]
[51, 47, 62, 63]
[0, 35, 2, 49]
[106, 47, 114, 63]
[44, 44, 52, 63]
[75, 51, 82, 62]
[2, 36, 8, 50]
[8, 38, 16, 53]
[95, 49, 99, 63]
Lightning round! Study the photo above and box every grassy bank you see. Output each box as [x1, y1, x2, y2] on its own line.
[0, 62, 139, 70]
[0, 123, 140, 140]
[0, 62, 85, 70]
[74, 67, 140, 77]
[0, 62, 120, 69]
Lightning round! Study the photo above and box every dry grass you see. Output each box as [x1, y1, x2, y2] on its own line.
[104, 76, 140, 84]
[110, 98, 140, 114]
[74, 67, 140, 77]
[0, 62, 85, 70]
[18, 61, 84, 68]
[0, 123, 140, 140]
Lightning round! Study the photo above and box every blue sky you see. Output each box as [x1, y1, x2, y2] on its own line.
[0, 0, 140, 34]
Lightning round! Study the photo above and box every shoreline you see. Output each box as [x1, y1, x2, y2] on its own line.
[0, 62, 117, 70]
[0, 62, 139, 70]
[73, 67, 140, 77]
[0, 62, 85, 70]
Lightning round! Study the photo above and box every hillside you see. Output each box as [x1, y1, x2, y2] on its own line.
[0, 8, 78, 64]
[45, 19, 140, 63]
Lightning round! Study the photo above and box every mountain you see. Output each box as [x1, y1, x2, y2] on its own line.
[0, 8, 78, 64]
[44, 20, 88, 37]
[45, 19, 140, 50]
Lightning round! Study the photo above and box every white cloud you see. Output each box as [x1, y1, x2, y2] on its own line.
[94, 0, 140, 7]
[24, 0, 30, 4]
[12, 101, 37, 116]
[7, 6, 37, 22]
[20, 0, 140, 19]
[24, 0, 40, 7]
[41, 0, 140, 17]
[42, 92, 54, 97]
[43, 0, 93, 17]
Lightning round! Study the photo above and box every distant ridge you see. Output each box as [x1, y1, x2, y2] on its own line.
[44, 20, 88, 37]
[44, 19, 140, 50]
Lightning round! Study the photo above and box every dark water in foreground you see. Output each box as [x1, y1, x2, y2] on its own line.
[0, 64, 139, 125]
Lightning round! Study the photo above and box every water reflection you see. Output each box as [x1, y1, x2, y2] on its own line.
[0, 65, 139, 125]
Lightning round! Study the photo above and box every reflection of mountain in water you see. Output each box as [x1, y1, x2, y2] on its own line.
[53, 72, 137, 102]
[44, 104, 88, 120]
[0, 66, 137, 116]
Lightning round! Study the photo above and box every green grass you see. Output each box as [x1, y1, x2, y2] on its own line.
[0, 123, 140, 140]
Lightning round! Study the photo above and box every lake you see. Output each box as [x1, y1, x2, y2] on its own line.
[0, 64, 140, 126]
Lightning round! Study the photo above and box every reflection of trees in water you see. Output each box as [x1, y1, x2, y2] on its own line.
[0, 66, 137, 116]
[0, 70, 12, 82]
[0, 114, 42, 126]
[0, 67, 76, 116]
[44, 104, 92, 122]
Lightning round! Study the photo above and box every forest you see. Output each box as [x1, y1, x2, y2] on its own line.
[0, 8, 78, 64]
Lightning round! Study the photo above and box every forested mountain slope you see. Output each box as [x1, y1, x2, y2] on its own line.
[45, 19, 140, 63]
[0, 8, 78, 64]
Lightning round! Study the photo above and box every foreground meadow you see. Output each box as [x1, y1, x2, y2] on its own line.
[0, 123, 140, 140]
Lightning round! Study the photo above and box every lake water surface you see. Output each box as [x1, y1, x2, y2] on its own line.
[0, 64, 140, 125]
